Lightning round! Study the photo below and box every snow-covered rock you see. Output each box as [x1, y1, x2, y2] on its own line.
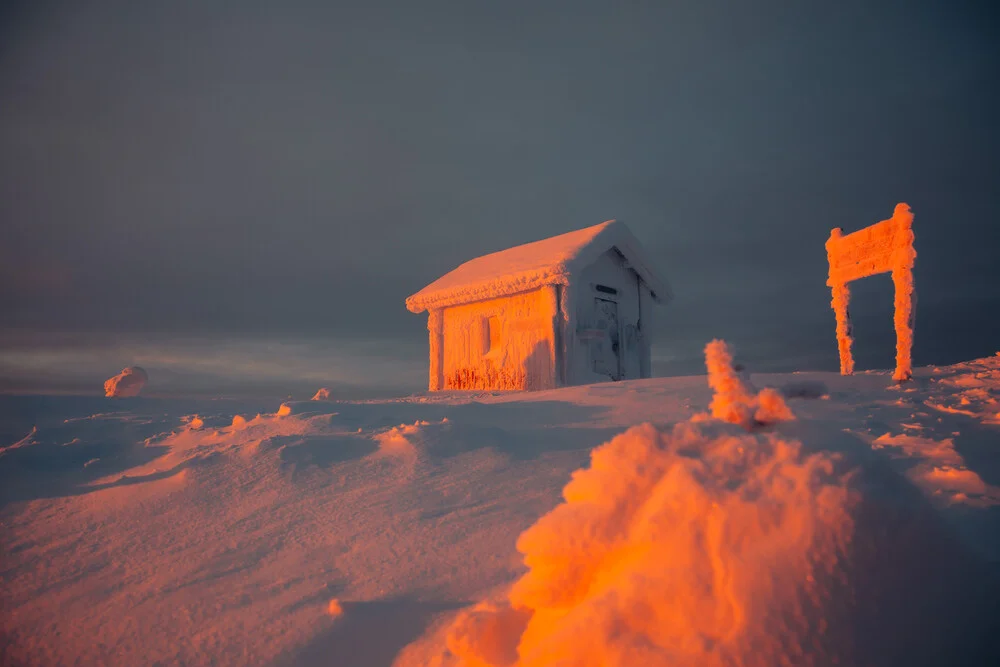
[103, 366, 148, 397]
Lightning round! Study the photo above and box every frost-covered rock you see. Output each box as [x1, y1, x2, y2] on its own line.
[103, 366, 148, 398]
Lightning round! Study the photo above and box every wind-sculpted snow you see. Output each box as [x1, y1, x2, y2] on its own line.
[416, 421, 856, 667]
[401, 344, 859, 667]
[398, 345, 1000, 666]
[104, 365, 148, 397]
[3, 354, 999, 666]
[703, 339, 794, 428]
[871, 432, 1000, 507]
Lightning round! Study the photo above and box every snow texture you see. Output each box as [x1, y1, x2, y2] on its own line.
[103, 365, 148, 397]
[2, 354, 999, 666]
[826, 203, 916, 381]
[401, 352, 999, 667]
[439, 286, 558, 391]
[405, 220, 671, 314]
[420, 422, 856, 667]
[703, 339, 793, 428]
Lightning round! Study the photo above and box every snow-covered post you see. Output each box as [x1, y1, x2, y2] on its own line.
[428, 309, 444, 391]
[825, 203, 916, 382]
[824, 231, 855, 376]
[891, 205, 917, 382]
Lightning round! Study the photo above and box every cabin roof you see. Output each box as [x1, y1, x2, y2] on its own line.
[405, 220, 672, 313]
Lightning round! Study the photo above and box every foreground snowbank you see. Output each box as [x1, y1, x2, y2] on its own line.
[1, 353, 998, 666]
[422, 421, 855, 666]
[398, 346, 998, 666]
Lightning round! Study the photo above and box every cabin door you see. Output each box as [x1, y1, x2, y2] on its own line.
[592, 297, 622, 380]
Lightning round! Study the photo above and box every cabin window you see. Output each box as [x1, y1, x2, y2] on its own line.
[482, 316, 503, 357]
[595, 284, 618, 295]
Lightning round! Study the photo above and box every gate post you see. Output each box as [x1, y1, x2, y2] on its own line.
[825, 203, 916, 382]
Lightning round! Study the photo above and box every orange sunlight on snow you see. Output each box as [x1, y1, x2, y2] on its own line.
[399, 341, 855, 666]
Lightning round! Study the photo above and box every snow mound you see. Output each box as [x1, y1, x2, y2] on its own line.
[405, 418, 855, 667]
[399, 344, 1000, 666]
[703, 339, 793, 428]
[926, 353, 1000, 424]
[871, 432, 1000, 507]
[103, 366, 148, 397]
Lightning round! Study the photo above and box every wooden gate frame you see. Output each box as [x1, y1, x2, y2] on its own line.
[825, 203, 917, 382]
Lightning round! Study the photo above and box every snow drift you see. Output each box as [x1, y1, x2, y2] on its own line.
[430, 421, 855, 667]
[399, 341, 998, 667]
[5, 349, 999, 666]
[103, 366, 148, 397]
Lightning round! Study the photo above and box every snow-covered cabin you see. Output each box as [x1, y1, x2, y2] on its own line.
[406, 220, 671, 391]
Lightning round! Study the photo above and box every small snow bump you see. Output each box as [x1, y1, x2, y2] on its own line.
[327, 599, 343, 617]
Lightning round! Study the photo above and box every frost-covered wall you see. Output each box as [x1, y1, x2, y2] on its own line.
[409, 221, 669, 392]
[565, 249, 651, 386]
[440, 286, 558, 391]
[825, 203, 916, 382]
[425, 250, 658, 392]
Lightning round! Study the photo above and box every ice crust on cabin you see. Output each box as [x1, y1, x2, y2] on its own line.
[405, 220, 671, 313]
[440, 287, 559, 391]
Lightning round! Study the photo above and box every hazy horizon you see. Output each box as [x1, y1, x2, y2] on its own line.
[2, 0, 997, 396]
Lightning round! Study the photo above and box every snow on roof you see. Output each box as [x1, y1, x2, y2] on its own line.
[406, 220, 672, 313]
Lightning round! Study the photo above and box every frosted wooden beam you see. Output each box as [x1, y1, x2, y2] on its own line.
[825, 203, 917, 382]
[427, 309, 444, 391]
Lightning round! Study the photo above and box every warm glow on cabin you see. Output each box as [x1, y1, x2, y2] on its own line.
[407, 220, 671, 392]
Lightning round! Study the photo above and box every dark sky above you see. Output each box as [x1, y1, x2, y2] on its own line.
[1, 0, 998, 387]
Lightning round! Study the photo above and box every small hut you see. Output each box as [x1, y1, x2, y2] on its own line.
[406, 220, 671, 391]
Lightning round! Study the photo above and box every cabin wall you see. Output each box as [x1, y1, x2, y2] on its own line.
[638, 284, 654, 378]
[440, 286, 558, 391]
[566, 249, 652, 385]
[427, 309, 444, 391]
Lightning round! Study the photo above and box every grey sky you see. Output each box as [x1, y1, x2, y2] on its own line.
[1, 0, 997, 392]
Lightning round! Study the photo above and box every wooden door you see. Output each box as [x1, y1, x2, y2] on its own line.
[592, 297, 621, 380]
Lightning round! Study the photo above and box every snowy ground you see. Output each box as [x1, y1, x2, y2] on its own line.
[2, 355, 999, 665]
